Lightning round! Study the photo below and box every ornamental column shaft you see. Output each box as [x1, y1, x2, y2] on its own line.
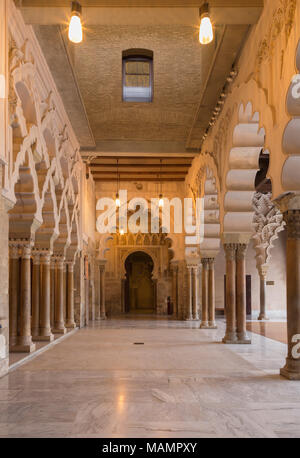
[200, 259, 209, 328]
[208, 258, 217, 329]
[223, 245, 237, 343]
[99, 263, 107, 320]
[236, 244, 251, 344]
[12, 245, 35, 352]
[186, 267, 193, 321]
[31, 252, 40, 338]
[50, 259, 55, 328]
[258, 266, 269, 321]
[53, 258, 66, 334]
[280, 208, 300, 379]
[193, 267, 200, 320]
[9, 245, 19, 348]
[39, 253, 54, 341]
[66, 262, 76, 329]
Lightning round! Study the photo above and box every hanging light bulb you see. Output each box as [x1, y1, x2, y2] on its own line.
[115, 192, 121, 208]
[68, 1, 83, 44]
[199, 3, 213, 45]
[159, 194, 164, 208]
[120, 228, 124, 236]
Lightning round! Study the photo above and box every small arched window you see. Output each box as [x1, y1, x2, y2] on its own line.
[122, 49, 153, 103]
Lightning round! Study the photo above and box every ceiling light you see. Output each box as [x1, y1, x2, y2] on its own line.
[159, 194, 164, 208]
[199, 3, 213, 45]
[115, 192, 121, 208]
[68, 1, 83, 44]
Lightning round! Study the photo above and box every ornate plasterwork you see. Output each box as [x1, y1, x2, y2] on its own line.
[255, 0, 297, 75]
[252, 192, 286, 273]
[4, 3, 83, 258]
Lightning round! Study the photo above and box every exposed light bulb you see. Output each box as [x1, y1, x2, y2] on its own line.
[68, 14, 82, 43]
[199, 4, 213, 45]
[159, 194, 164, 208]
[120, 228, 124, 236]
[115, 193, 121, 208]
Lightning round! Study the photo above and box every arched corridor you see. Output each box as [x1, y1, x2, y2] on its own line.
[1, 0, 300, 440]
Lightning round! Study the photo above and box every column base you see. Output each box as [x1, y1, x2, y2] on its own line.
[222, 332, 237, 344]
[237, 333, 251, 344]
[193, 316, 200, 321]
[200, 321, 209, 329]
[185, 317, 194, 322]
[52, 328, 67, 335]
[10, 343, 36, 353]
[33, 334, 54, 342]
[208, 321, 217, 329]
[100, 315, 107, 320]
[237, 339, 252, 345]
[280, 359, 300, 380]
[66, 322, 76, 329]
[258, 314, 269, 321]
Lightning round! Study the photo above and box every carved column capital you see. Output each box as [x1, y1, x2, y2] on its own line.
[40, 252, 51, 265]
[201, 258, 210, 268]
[236, 243, 248, 260]
[223, 244, 237, 261]
[9, 244, 19, 259]
[285, 210, 300, 240]
[207, 258, 215, 269]
[21, 244, 31, 260]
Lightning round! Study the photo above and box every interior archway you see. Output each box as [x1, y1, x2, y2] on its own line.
[124, 251, 155, 314]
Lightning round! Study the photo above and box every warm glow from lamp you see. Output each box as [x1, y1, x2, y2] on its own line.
[68, 15, 82, 43]
[68, 2, 83, 44]
[115, 193, 121, 208]
[159, 194, 164, 208]
[199, 4, 213, 45]
[120, 228, 124, 236]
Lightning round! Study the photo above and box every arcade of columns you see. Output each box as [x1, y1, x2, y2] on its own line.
[0, 0, 300, 381]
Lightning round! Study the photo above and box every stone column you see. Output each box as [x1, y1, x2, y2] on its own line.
[193, 266, 200, 320]
[50, 258, 55, 328]
[171, 263, 178, 318]
[222, 244, 237, 344]
[279, 203, 300, 380]
[200, 259, 209, 329]
[31, 252, 40, 339]
[186, 266, 193, 321]
[66, 262, 76, 329]
[11, 245, 35, 353]
[236, 244, 251, 344]
[63, 263, 67, 323]
[53, 257, 66, 334]
[208, 258, 217, 329]
[9, 245, 19, 348]
[258, 265, 269, 321]
[39, 252, 54, 341]
[99, 263, 107, 320]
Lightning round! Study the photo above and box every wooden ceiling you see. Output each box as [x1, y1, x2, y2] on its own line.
[82, 153, 195, 182]
[20, 1, 263, 7]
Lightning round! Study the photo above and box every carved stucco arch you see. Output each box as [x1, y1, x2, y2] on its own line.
[120, 248, 159, 280]
[282, 39, 300, 192]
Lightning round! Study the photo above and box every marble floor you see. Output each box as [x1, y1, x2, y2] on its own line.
[0, 317, 300, 438]
[247, 321, 287, 344]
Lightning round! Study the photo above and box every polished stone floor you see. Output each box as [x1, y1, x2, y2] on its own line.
[0, 317, 300, 438]
[247, 321, 287, 344]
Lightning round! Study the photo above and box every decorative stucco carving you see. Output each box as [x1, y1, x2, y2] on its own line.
[252, 192, 286, 273]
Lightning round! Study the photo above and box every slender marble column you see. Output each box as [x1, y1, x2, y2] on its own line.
[9, 245, 19, 348]
[200, 259, 209, 329]
[223, 244, 237, 344]
[39, 253, 54, 341]
[50, 258, 55, 328]
[236, 244, 251, 344]
[63, 264, 67, 324]
[171, 264, 178, 318]
[11, 245, 36, 352]
[258, 266, 269, 321]
[66, 262, 76, 328]
[99, 264, 107, 320]
[193, 266, 200, 320]
[281, 209, 300, 380]
[186, 267, 193, 321]
[53, 258, 66, 334]
[208, 258, 217, 329]
[31, 252, 40, 339]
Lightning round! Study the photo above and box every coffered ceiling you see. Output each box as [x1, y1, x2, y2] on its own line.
[19, 0, 263, 181]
